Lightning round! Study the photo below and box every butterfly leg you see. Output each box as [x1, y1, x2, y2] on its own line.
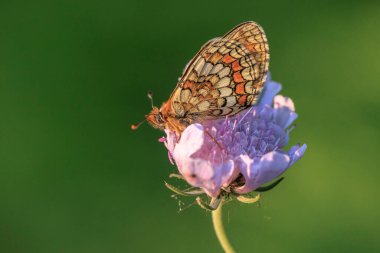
[204, 129, 223, 150]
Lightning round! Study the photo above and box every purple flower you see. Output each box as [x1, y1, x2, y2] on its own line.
[161, 75, 307, 198]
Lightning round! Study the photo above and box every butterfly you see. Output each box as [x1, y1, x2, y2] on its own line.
[134, 21, 269, 136]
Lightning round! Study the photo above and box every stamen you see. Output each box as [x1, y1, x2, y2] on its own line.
[238, 106, 254, 125]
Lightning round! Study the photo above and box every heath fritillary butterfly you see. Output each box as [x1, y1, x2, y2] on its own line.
[133, 21, 269, 136]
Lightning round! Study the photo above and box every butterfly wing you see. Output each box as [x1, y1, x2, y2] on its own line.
[169, 21, 269, 121]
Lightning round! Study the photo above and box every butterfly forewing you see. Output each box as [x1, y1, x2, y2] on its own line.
[169, 21, 269, 122]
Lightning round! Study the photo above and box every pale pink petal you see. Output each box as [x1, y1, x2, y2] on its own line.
[164, 129, 177, 155]
[274, 95, 295, 111]
[172, 124, 204, 159]
[234, 151, 291, 194]
[167, 151, 175, 165]
[177, 159, 235, 197]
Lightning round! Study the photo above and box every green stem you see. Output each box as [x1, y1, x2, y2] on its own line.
[212, 201, 236, 253]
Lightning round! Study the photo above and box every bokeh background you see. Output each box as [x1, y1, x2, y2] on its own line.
[1, 0, 379, 252]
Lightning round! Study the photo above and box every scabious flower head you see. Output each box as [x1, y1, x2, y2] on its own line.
[161, 75, 306, 199]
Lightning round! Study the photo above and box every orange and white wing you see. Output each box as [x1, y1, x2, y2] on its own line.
[169, 21, 270, 120]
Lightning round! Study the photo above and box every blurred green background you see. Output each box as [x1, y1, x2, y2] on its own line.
[1, 0, 379, 252]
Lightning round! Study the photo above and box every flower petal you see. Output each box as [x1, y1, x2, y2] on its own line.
[177, 158, 235, 197]
[167, 151, 175, 165]
[234, 151, 291, 194]
[288, 144, 307, 166]
[164, 129, 177, 155]
[171, 123, 239, 197]
[274, 108, 298, 129]
[274, 95, 295, 111]
[172, 123, 204, 159]
[258, 77, 282, 108]
[273, 95, 297, 128]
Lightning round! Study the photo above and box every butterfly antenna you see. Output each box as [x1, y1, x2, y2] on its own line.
[132, 90, 154, 131]
[147, 90, 154, 108]
[131, 119, 146, 130]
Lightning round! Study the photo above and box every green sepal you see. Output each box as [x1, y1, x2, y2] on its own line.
[185, 189, 205, 195]
[196, 197, 217, 211]
[236, 194, 260, 204]
[165, 182, 193, 196]
[169, 173, 185, 180]
[255, 177, 284, 192]
[164, 182, 204, 196]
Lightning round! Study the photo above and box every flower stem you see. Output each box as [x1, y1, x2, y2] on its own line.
[212, 201, 236, 253]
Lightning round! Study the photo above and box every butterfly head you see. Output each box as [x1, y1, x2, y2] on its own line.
[146, 106, 166, 130]
[131, 91, 166, 131]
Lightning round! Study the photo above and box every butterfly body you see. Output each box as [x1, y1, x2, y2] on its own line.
[146, 21, 269, 136]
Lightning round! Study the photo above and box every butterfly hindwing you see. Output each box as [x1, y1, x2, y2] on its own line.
[170, 21, 269, 121]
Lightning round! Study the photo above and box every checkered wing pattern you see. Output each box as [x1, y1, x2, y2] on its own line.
[169, 21, 270, 121]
